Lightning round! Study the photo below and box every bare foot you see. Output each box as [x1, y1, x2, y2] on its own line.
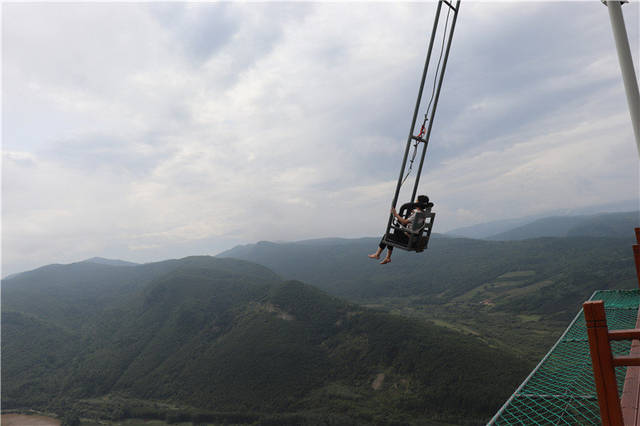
[380, 257, 391, 265]
[368, 253, 380, 259]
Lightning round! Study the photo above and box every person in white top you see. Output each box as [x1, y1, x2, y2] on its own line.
[368, 195, 429, 264]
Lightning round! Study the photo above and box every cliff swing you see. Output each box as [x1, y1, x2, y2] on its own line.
[382, 0, 460, 253]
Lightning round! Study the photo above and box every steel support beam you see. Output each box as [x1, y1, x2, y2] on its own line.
[605, 0, 640, 156]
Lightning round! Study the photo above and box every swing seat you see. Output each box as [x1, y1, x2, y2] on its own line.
[383, 202, 435, 252]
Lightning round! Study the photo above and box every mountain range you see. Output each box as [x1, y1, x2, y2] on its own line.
[446, 203, 638, 239]
[485, 211, 639, 240]
[2, 256, 529, 425]
[3, 210, 638, 425]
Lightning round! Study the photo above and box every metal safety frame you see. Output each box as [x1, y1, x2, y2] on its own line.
[384, 0, 461, 248]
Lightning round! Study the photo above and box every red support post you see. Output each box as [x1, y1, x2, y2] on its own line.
[620, 306, 640, 425]
[584, 300, 624, 425]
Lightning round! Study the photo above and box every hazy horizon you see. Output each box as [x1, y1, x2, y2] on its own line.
[4, 200, 639, 278]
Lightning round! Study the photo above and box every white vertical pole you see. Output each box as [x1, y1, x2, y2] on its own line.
[605, 0, 640, 156]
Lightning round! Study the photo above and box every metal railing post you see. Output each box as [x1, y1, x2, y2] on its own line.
[584, 300, 624, 425]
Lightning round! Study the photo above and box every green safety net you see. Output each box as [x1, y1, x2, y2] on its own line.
[490, 289, 640, 425]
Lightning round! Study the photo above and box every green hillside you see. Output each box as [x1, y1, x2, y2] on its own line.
[219, 235, 636, 314]
[219, 235, 638, 363]
[2, 256, 530, 425]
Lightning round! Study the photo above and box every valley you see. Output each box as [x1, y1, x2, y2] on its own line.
[3, 217, 638, 425]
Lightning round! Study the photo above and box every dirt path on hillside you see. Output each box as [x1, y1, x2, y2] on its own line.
[1, 414, 61, 426]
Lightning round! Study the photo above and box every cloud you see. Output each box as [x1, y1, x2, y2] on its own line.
[2, 2, 639, 276]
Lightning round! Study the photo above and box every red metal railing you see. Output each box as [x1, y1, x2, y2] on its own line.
[584, 300, 639, 425]
[583, 229, 640, 425]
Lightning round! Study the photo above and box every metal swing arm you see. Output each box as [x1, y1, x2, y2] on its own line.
[385, 0, 461, 238]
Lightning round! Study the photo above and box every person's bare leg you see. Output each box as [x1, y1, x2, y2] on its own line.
[368, 247, 382, 259]
[380, 250, 392, 264]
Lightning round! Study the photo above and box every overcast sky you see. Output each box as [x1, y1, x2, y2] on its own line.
[3, 1, 639, 276]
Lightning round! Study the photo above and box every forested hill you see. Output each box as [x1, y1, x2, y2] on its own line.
[218, 235, 637, 319]
[2, 256, 529, 424]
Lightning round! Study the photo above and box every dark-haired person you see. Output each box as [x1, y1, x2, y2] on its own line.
[368, 195, 430, 265]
